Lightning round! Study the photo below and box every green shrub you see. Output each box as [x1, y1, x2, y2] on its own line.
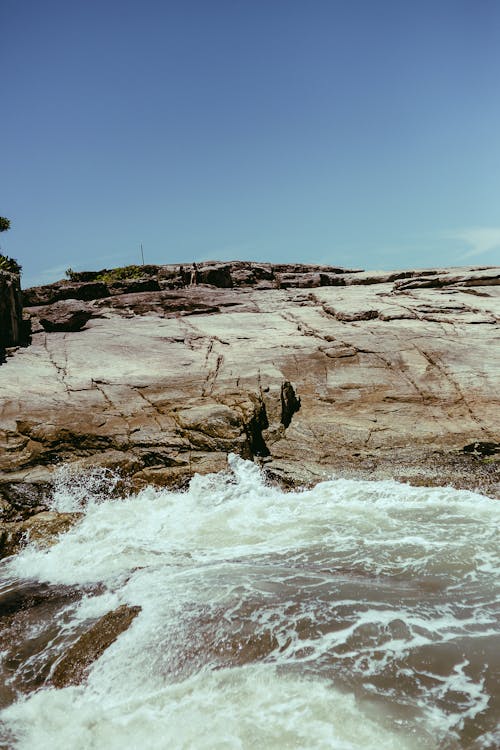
[94, 265, 146, 283]
[65, 265, 152, 284]
[0, 217, 10, 233]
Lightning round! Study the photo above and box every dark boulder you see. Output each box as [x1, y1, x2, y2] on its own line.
[36, 300, 94, 332]
[0, 271, 23, 351]
[197, 264, 233, 288]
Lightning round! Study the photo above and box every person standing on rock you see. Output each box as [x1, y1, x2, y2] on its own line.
[190, 263, 198, 286]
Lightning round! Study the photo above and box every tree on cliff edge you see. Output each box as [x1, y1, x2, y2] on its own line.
[0, 217, 22, 274]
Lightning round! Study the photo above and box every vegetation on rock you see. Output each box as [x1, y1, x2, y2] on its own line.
[66, 265, 152, 283]
[0, 255, 22, 275]
[0, 217, 22, 275]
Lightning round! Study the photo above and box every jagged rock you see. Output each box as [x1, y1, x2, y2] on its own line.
[0, 480, 52, 521]
[21, 261, 366, 309]
[50, 604, 141, 688]
[34, 299, 94, 332]
[0, 270, 24, 355]
[0, 511, 82, 558]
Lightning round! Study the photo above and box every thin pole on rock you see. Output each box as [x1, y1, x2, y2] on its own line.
[140, 243, 145, 265]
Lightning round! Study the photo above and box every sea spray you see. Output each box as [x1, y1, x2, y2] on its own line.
[1, 455, 498, 749]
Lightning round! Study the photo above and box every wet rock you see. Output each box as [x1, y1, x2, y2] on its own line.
[51, 605, 141, 688]
[0, 581, 82, 621]
[0, 512, 82, 558]
[0, 481, 52, 521]
[0, 582, 87, 704]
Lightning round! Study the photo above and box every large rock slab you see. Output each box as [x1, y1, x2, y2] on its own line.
[1, 263, 499, 509]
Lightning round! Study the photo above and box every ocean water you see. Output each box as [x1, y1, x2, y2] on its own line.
[0, 455, 498, 749]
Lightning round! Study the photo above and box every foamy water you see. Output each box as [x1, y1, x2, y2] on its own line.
[0, 455, 498, 749]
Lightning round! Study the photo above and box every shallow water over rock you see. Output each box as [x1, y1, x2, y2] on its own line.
[0, 456, 498, 749]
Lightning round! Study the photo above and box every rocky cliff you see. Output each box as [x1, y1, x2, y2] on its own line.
[0, 270, 24, 357]
[1, 261, 499, 536]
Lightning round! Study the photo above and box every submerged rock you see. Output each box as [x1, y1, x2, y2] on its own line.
[51, 605, 141, 688]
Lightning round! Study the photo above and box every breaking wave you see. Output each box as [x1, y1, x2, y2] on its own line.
[1, 455, 498, 749]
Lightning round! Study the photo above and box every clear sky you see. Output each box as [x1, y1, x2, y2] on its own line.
[2, 0, 500, 287]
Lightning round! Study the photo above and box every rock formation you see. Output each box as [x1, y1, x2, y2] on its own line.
[0, 270, 24, 357]
[0, 261, 499, 542]
[0, 511, 82, 557]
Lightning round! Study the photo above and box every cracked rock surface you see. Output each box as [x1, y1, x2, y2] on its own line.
[1, 261, 499, 530]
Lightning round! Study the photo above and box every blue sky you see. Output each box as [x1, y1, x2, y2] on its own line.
[2, 0, 499, 287]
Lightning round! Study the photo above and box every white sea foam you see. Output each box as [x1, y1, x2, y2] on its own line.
[1, 456, 499, 748]
[2, 665, 428, 750]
